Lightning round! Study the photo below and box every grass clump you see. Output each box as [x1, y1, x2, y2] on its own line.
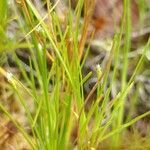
[0, 0, 150, 149]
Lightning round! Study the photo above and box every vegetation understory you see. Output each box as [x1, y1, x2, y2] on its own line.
[0, 0, 150, 149]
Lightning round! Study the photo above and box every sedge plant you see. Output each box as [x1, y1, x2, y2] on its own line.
[0, 0, 150, 149]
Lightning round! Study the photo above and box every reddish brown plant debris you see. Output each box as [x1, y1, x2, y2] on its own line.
[0, 118, 31, 149]
[91, 0, 139, 38]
